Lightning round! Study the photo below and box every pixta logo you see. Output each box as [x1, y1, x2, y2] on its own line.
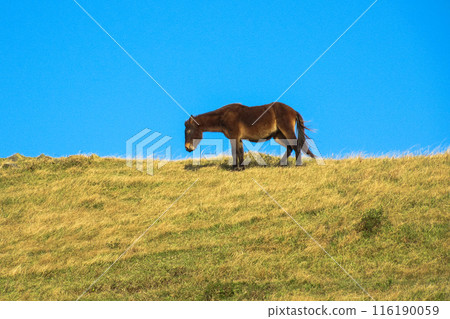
[126, 129, 172, 175]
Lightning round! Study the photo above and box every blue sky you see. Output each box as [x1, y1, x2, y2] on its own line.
[1, 0, 449, 158]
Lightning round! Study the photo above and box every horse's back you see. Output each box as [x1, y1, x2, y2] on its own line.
[220, 102, 298, 124]
[236, 102, 296, 126]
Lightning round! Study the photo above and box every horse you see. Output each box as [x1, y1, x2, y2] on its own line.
[184, 102, 316, 170]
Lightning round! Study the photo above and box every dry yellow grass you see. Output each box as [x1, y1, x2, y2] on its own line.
[0, 152, 448, 300]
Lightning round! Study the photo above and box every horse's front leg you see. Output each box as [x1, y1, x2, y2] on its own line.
[237, 139, 245, 170]
[230, 139, 238, 170]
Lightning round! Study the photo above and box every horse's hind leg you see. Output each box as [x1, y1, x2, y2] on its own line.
[280, 145, 293, 166]
[285, 146, 293, 164]
[274, 133, 292, 166]
[278, 123, 302, 166]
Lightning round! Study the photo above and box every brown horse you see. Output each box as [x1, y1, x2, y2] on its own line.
[184, 102, 315, 170]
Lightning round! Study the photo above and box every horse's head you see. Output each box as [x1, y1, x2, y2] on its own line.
[184, 116, 202, 152]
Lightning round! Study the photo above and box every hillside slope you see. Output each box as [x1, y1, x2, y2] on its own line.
[0, 153, 448, 300]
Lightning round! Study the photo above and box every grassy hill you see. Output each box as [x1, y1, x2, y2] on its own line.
[0, 153, 448, 300]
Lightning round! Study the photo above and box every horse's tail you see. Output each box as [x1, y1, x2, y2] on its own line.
[296, 112, 316, 158]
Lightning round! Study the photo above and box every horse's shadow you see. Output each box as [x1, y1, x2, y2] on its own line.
[184, 154, 309, 172]
[184, 162, 217, 171]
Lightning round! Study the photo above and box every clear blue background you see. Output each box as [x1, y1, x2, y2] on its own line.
[1, 0, 449, 158]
